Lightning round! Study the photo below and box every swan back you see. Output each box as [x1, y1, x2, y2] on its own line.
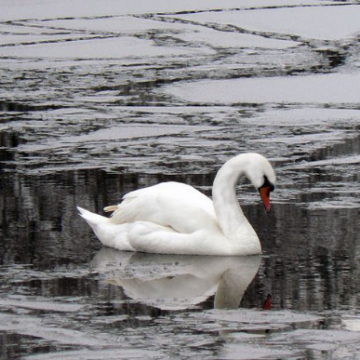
[109, 182, 219, 234]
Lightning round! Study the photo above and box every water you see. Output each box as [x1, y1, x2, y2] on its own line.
[1, 1, 360, 359]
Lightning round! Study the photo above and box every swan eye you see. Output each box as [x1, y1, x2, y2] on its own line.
[261, 175, 275, 192]
[258, 176, 274, 213]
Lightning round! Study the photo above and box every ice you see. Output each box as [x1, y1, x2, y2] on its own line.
[307, 200, 360, 210]
[0, 298, 84, 312]
[250, 131, 348, 145]
[194, 308, 321, 326]
[0, 36, 214, 59]
[242, 108, 360, 126]
[1, 0, 336, 21]
[64, 124, 210, 142]
[24, 349, 160, 360]
[0, 313, 120, 347]
[219, 344, 296, 360]
[292, 155, 360, 168]
[172, 25, 299, 50]
[164, 72, 360, 105]
[0, 33, 96, 46]
[0, 24, 85, 46]
[2, 1, 360, 359]
[173, 5, 360, 41]
[36, 16, 193, 34]
[17, 124, 211, 153]
[271, 329, 360, 350]
[342, 317, 360, 332]
[35, 16, 300, 51]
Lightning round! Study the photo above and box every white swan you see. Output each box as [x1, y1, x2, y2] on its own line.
[78, 153, 276, 256]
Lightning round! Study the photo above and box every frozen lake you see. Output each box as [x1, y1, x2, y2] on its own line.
[1, 0, 360, 359]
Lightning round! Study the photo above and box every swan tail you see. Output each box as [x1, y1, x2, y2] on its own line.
[77, 206, 110, 229]
[78, 206, 134, 251]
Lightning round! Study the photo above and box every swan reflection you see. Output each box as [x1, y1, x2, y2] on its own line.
[91, 248, 261, 310]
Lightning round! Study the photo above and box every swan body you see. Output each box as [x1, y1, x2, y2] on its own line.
[78, 153, 276, 256]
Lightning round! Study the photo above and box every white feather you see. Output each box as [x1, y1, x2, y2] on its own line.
[78, 153, 276, 256]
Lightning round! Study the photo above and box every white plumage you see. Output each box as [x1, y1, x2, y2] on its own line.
[78, 153, 276, 256]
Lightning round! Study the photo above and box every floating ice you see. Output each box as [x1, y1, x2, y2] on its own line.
[17, 124, 211, 153]
[0, 37, 214, 59]
[0, 298, 84, 312]
[170, 25, 299, 50]
[1, 0, 336, 21]
[0, 313, 119, 347]
[36, 16, 193, 34]
[173, 4, 360, 41]
[40, 16, 300, 50]
[164, 72, 360, 105]
[24, 349, 160, 360]
[241, 108, 360, 126]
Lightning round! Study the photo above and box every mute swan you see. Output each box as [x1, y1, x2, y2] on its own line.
[78, 152, 276, 256]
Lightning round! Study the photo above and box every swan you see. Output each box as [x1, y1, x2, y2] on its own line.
[78, 152, 276, 256]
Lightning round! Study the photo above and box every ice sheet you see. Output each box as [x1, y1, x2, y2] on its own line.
[0, 34, 96, 46]
[173, 26, 299, 49]
[172, 5, 360, 41]
[0, 36, 214, 59]
[17, 124, 211, 153]
[164, 72, 360, 105]
[32, 16, 300, 50]
[36, 16, 190, 34]
[244, 108, 360, 126]
[1, 0, 335, 21]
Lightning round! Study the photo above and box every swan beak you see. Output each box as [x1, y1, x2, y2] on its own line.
[259, 186, 272, 213]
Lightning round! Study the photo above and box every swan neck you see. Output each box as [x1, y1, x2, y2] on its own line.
[212, 157, 246, 212]
[212, 156, 258, 245]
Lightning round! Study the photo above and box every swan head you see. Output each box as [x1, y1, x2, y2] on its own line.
[243, 153, 276, 213]
[213, 152, 276, 214]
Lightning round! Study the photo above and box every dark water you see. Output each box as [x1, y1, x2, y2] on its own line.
[1, 168, 360, 359]
[2, 1, 360, 359]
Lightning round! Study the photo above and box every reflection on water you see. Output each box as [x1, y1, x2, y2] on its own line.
[2, 1, 360, 358]
[91, 248, 261, 310]
[1, 170, 360, 358]
[3, 169, 360, 313]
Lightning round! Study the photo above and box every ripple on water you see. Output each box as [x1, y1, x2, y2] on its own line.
[2, 1, 360, 359]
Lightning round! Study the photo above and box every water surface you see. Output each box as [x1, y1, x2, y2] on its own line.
[1, 1, 360, 359]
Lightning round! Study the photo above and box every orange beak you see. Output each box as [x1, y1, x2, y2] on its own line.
[259, 186, 272, 213]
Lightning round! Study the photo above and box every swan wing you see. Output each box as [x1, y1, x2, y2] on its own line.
[108, 182, 218, 234]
